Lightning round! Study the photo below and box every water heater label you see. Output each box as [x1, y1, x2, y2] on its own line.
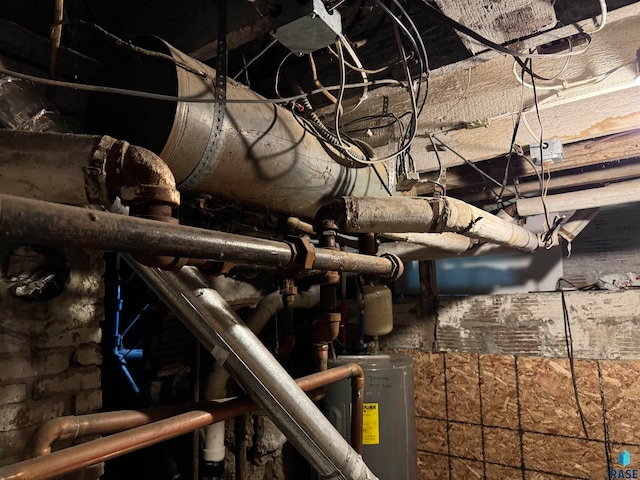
[362, 403, 380, 445]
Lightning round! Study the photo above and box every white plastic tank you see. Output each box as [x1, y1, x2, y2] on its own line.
[324, 354, 416, 480]
[363, 284, 394, 337]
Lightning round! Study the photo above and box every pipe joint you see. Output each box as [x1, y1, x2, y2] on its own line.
[282, 236, 316, 277]
[376, 253, 404, 282]
[98, 136, 180, 209]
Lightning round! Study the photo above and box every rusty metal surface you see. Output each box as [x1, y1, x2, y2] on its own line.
[0, 194, 400, 277]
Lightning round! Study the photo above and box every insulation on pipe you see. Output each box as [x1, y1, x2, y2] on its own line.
[124, 259, 376, 480]
[203, 286, 321, 467]
[319, 196, 541, 252]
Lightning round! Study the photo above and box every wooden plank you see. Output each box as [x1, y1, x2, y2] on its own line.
[415, 130, 640, 196]
[325, 9, 640, 167]
[442, 159, 640, 203]
[434, 0, 557, 55]
[436, 291, 640, 359]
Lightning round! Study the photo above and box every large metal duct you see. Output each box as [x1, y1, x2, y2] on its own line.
[91, 39, 388, 219]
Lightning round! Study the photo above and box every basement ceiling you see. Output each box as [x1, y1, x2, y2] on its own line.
[1, 0, 639, 209]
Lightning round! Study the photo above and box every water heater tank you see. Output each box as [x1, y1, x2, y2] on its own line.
[324, 354, 416, 480]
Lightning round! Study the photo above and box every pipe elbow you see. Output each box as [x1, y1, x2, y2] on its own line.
[98, 136, 180, 209]
[32, 417, 78, 457]
[111, 140, 180, 208]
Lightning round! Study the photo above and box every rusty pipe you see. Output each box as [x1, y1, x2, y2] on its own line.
[0, 130, 179, 209]
[13, 365, 365, 480]
[0, 194, 402, 279]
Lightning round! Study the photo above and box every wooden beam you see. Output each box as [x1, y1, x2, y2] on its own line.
[323, 6, 640, 169]
[415, 130, 640, 197]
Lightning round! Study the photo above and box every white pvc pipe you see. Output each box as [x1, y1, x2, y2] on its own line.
[516, 178, 640, 216]
[203, 285, 320, 464]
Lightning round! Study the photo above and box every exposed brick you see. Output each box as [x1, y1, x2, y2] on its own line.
[0, 304, 33, 355]
[0, 357, 32, 382]
[0, 400, 64, 432]
[72, 345, 102, 366]
[0, 384, 27, 404]
[37, 302, 104, 334]
[34, 328, 102, 349]
[33, 369, 100, 400]
[0, 351, 70, 382]
[0, 428, 35, 463]
[75, 389, 102, 414]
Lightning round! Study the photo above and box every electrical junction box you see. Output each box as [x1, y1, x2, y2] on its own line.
[270, 0, 342, 55]
[530, 137, 564, 164]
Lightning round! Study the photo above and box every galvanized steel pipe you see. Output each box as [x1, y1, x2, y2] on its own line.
[124, 260, 376, 480]
[0, 194, 401, 278]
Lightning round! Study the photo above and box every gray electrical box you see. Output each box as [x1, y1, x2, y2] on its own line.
[530, 137, 564, 164]
[270, 0, 342, 54]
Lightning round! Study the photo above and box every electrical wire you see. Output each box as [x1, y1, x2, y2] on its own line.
[0, 65, 404, 104]
[334, 40, 348, 148]
[373, 0, 429, 116]
[590, 0, 608, 33]
[430, 134, 517, 195]
[232, 38, 278, 81]
[512, 58, 635, 92]
[78, 20, 212, 81]
[309, 51, 342, 112]
[326, 45, 392, 74]
[419, 1, 592, 60]
[529, 62, 553, 231]
[274, 51, 293, 99]
[339, 36, 369, 112]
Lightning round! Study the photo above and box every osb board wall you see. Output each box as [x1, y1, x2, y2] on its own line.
[436, 290, 640, 359]
[404, 350, 640, 480]
[563, 203, 640, 288]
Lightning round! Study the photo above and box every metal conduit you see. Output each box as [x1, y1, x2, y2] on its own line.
[0, 365, 365, 480]
[0, 194, 401, 279]
[124, 258, 376, 480]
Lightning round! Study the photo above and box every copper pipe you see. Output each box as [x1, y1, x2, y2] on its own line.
[296, 363, 365, 455]
[33, 402, 223, 457]
[0, 400, 255, 480]
[286, 217, 315, 236]
[25, 364, 365, 473]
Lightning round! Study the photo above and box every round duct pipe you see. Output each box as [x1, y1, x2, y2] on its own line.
[91, 39, 388, 219]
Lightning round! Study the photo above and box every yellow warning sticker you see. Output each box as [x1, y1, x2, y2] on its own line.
[362, 403, 380, 445]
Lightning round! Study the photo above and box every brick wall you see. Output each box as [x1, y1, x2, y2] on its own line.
[0, 247, 103, 468]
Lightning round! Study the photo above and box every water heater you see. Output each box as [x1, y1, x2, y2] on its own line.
[324, 354, 417, 480]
